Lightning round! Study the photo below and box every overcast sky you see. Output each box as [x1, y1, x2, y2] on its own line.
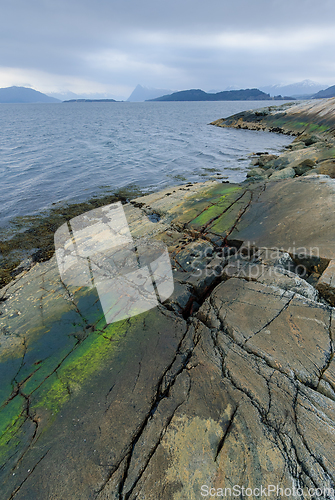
[1, 0, 335, 99]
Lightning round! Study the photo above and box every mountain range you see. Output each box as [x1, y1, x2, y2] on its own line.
[259, 79, 326, 98]
[0, 86, 60, 103]
[128, 80, 331, 101]
[1, 82, 335, 104]
[148, 88, 293, 102]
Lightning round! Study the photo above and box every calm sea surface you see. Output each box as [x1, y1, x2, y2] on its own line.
[0, 101, 292, 229]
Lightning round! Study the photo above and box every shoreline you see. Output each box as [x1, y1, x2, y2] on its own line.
[0, 150, 290, 289]
[0, 185, 144, 288]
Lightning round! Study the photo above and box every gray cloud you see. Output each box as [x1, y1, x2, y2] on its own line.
[1, 0, 335, 97]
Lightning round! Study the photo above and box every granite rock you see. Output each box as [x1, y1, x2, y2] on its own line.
[269, 166, 295, 180]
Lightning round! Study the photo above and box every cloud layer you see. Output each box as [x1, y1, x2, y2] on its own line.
[1, 0, 335, 98]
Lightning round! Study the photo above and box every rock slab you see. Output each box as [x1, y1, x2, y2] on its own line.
[1, 164, 335, 496]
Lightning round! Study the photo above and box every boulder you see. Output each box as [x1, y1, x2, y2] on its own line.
[246, 167, 266, 178]
[251, 153, 279, 168]
[269, 166, 295, 180]
[293, 158, 316, 176]
[264, 167, 274, 176]
[302, 134, 322, 146]
[270, 156, 290, 169]
[316, 260, 335, 306]
[257, 153, 278, 166]
[250, 157, 260, 166]
[286, 140, 306, 151]
[314, 159, 335, 178]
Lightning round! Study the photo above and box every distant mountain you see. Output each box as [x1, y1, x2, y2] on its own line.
[260, 80, 326, 98]
[0, 86, 60, 103]
[148, 88, 293, 102]
[127, 84, 174, 102]
[313, 85, 335, 99]
[64, 99, 116, 103]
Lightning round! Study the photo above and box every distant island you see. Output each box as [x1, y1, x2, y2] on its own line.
[0, 86, 60, 103]
[148, 88, 295, 102]
[63, 98, 117, 103]
[313, 85, 335, 99]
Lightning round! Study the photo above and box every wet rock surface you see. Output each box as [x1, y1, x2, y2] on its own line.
[1, 101, 335, 499]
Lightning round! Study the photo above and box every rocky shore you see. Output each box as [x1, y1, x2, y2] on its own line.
[1, 99, 335, 499]
[212, 98, 335, 181]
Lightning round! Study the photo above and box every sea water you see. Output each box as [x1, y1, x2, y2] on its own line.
[0, 100, 293, 229]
